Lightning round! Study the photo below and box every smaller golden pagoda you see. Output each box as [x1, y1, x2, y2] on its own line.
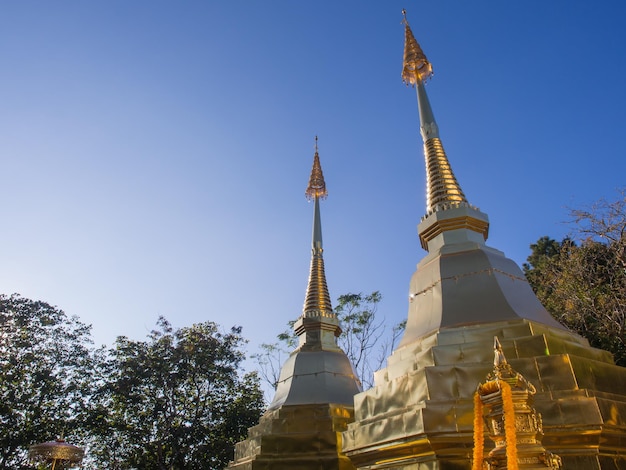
[474, 338, 562, 470]
[226, 138, 361, 470]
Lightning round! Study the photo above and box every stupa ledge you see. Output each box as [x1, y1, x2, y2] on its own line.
[418, 205, 489, 252]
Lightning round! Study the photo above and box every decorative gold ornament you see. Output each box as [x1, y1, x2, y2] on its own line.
[474, 338, 562, 470]
[401, 10, 433, 86]
[305, 136, 328, 201]
[473, 392, 485, 470]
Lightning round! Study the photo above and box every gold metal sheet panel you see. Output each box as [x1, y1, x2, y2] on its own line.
[387, 348, 434, 379]
[505, 358, 543, 389]
[511, 333, 608, 363]
[570, 356, 626, 393]
[538, 395, 602, 426]
[421, 402, 464, 434]
[511, 334, 550, 358]
[373, 372, 418, 414]
[353, 371, 430, 422]
[533, 355, 578, 392]
[431, 343, 478, 365]
[430, 331, 609, 369]
[227, 403, 358, 469]
[344, 411, 427, 455]
[402, 408, 427, 438]
[352, 390, 369, 419]
[559, 455, 603, 470]
[436, 320, 592, 350]
[597, 455, 626, 470]
[410, 370, 431, 408]
[436, 320, 535, 346]
[373, 367, 388, 385]
[393, 330, 440, 363]
[424, 365, 491, 401]
[567, 455, 626, 470]
[507, 354, 622, 396]
[541, 336, 613, 363]
[596, 398, 626, 427]
[386, 349, 437, 384]
[424, 366, 457, 401]
[259, 434, 334, 454]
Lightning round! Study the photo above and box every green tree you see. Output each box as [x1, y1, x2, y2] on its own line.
[253, 291, 405, 393]
[335, 292, 405, 389]
[88, 317, 264, 470]
[0, 294, 95, 469]
[524, 189, 626, 366]
[523, 236, 573, 316]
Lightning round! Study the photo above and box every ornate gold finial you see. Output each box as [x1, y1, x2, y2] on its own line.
[305, 136, 328, 201]
[401, 10, 433, 86]
[493, 336, 508, 369]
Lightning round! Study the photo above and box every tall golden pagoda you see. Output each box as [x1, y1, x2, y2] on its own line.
[341, 12, 626, 469]
[226, 138, 361, 470]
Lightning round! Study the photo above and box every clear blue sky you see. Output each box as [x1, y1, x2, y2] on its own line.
[1, 2, 625, 361]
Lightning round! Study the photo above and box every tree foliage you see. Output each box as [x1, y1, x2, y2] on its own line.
[253, 291, 405, 393]
[0, 294, 95, 470]
[524, 190, 626, 366]
[1, 296, 263, 470]
[335, 292, 405, 389]
[251, 341, 291, 393]
[88, 317, 265, 470]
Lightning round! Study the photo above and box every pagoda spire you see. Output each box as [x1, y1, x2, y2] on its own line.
[227, 140, 360, 469]
[402, 10, 488, 250]
[395, 9, 561, 346]
[402, 10, 467, 213]
[300, 137, 334, 323]
[265, 138, 359, 412]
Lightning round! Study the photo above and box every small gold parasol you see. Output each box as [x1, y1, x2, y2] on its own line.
[28, 437, 84, 470]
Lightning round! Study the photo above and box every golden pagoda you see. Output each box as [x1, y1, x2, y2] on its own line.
[226, 138, 361, 470]
[341, 12, 626, 469]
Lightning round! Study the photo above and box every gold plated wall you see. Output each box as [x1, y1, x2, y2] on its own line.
[228, 404, 356, 470]
[342, 319, 626, 469]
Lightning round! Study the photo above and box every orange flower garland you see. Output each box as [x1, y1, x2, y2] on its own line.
[472, 391, 484, 470]
[500, 381, 519, 470]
